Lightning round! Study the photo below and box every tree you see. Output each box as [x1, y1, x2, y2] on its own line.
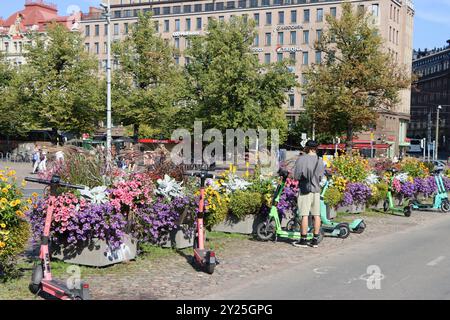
[185, 17, 297, 143]
[303, 2, 410, 150]
[20, 23, 103, 134]
[113, 12, 187, 138]
[0, 54, 32, 136]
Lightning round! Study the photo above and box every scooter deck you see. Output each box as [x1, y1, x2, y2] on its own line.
[42, 279, 74, 298]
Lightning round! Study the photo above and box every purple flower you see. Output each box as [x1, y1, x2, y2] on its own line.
[343, 183, 372, 205]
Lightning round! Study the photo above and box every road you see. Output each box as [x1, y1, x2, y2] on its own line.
[205, 214, 450, 300]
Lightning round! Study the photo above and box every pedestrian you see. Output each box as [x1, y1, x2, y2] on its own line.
[292, 140, 325, 248]
[38, 150, 47, 173]
[32, 144, 40, 174]
[33, 148, 41, 174]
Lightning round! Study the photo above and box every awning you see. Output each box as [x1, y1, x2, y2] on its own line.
[139, 139, 179, 144]
[318, 143, 390, 150]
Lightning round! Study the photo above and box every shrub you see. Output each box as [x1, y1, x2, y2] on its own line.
[399, 157, 429, 178]
[368, 182, 388, 205]
[332, 154, 370, 183]
[229, 191, 262, 220]
[323, 186, 343, 208]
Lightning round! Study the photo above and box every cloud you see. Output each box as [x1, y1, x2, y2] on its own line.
[416, 11, 450, 27]
[414, 0, 450, 26]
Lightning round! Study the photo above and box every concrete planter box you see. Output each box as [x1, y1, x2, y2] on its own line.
[369, 200, 385, 210]
[212, 214, 264, 235]
[336, 203, 366, 214]
[51, 234, 137, 267]
[159, 226, 194, 249]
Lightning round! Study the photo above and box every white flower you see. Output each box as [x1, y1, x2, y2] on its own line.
[395, 172, 409, 183]
[221, 174, 252, 194]
[155, 174, 184, 199]
[365, 173, 379, 185]
[80, 186, 109, 204]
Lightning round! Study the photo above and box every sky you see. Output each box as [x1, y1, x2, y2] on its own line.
[0, 0, 449, 50]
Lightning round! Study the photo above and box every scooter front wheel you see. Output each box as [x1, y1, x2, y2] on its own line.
[337, 224, 350, 239]
[383, 200, 389, 212]
[205, 263, 216, 275]
[403, 205, 412, 217]
[441, 201, 450, 212]
[256, 220, 275, 241]
[353, 221, 366, 234]
[29, 283, 41, 295]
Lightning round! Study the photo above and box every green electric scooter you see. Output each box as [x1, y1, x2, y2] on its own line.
[256, 169, 324, 243]
[411, 169, 450, 212]
[383, 168, 413, 217]
[319, 175, 366, 237]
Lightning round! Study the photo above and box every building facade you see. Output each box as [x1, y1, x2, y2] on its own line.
[80, 0, 413, 154]
[0, 0, 81, 66]
[408, 42, 450, 156]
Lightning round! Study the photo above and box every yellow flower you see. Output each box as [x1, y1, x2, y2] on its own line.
[0, 198, 7, 204]
[7, 170, 16, 177]
[1, 177, 7, 182]
[0, 223, 6, 228]
[32, 192, 38, 198]
[27, 199, 33, 204]
[21, 180, 27, 187]
[9, 200, 18, 207]
[5, 184, 11, 190]
[0, 241, 6, 248]
[1, 188, 7, 193]
[15, 210, 24, 217]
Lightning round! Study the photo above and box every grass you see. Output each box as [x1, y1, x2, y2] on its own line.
[0, 231, 249, 300]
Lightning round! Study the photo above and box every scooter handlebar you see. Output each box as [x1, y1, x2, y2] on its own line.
[183, 172, 216, 179]
[25, 176, 84, 190]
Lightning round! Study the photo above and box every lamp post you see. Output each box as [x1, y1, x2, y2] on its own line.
[101, 1, 112, 167]
[436, 104, 450, 160]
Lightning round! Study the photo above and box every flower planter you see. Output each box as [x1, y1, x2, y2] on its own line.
[336, 204, 366, 214]
[51, 234, 137, 267]
[212, 214, 264, 235]
[369, 201, 385, 210]
[160, 226, 194, 249]
[327, 205, 337, 219]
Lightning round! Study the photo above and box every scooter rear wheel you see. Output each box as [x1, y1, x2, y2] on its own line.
[29, 283, 41, 295]
[383, 200, 389, 212]
[256, 220, 275, 241]
[403, 205, 412, 217]
[353, 221, 366, 234]
[337, 224, 350, 239]
[206, 263, 215, 274]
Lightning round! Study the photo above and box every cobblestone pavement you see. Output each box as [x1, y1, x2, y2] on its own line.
[83, 211, 449, 300]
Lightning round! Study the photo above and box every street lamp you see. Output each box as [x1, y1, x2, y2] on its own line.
[436, 104, 450, 160]
[101, 1, 112, 167]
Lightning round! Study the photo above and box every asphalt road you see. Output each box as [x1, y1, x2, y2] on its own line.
[205, 213, 450, 300]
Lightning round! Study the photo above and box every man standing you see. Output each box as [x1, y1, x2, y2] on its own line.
[292, 140, 324, 248]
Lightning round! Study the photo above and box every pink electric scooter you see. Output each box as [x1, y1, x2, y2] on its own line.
[185, 170, 218, 274]
[25, 175, 90, 300]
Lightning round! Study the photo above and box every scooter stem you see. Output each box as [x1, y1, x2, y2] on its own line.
[197, 188, 205, 250]
[41, 198, 55, 281]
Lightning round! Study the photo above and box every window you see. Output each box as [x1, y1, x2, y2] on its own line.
[316, 29, 322, 41]
[227, 1, 235, 9]
[104, 42, 107, 53]
[238, 0, 247, 8]
[277, 32, 284, 45]
[173, 6, 181, 14]
[186, 18, 191, 31]
[94, 42, 99, 55]
[163, 7, 170, 14]
[250, 0, 258, 7]
[153, 8, 160, 15]
[303, 9, 310, 23]
[216, 2, 224, 10]
[316, 8, 323, 22]
[205, 3, 214, 11]
[95, 24, 99, 36]
[185, 39, 191, 48]
[114, 24, 119, 36]
[164, 20, 169, 32]
[278, 11, 284, 24]
[104, 24, 108, 35]
[277, 52, 283, 62]
[196, 17, 202, 30]
[303, 51, 309, 65]
[175, 56, 179, 65]
[154, 21, 159, 32]
[254, 34, 259, 46]
[266, 12, 272, 25]
[124, 23, 129, 34]
[184, 5, 191, 13]
[85, 25, 90, 37]
[371, 4, 379, 17]
[289, 51, 296, 62]
[124, 10, 132, 17]
[291, 10, 297, 23]
[175, 19, 180, 31]
[330, 7, 337, 17]
[262, 0, 270, 6]
[84, 43, 90, 53]
[195, 4, 202, 12]
[274, 0, 282, 4]
[289, 94, 295, 108]
[265, 33, 272, 46]
[114, 11, 121, 18]
[264, 53, 271, 64]
[303, 30, 309, 44]
[315, 51, 322, 63]
[185, 57, 191, 65]
[219, 16, 225, 22]
[301, 94, 307, 106]
[290, 31, 297, 44]
[254, 13, 260, 25]
[174, 38, 180, 49]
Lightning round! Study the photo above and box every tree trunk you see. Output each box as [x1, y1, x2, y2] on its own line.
[133, 123, 139, 142]
[346, 126, 353, 154]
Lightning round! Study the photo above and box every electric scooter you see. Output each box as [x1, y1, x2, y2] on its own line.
[411, 169, 450, 212]
[184, 169, 218, 275]
[25, 175, 90, 300]
[256, 168, 324, 243]
[383, 169, 413, 217]
[319, 175, 366, 238]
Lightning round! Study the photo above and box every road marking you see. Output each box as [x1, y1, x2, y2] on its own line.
[427, 256, 445, 266]
[391, 275, 410, 288]
[313, 267, 335, 275]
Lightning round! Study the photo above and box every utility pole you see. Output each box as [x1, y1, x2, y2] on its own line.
[102, 1, 112, 167]
[435, 105, 441, 160]
[427, 109, 432, 161]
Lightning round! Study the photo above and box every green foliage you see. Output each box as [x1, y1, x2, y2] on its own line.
[205, 199, 229, 230]
[229, 190, 262, 220]
[303, 2, 410, 148]
[20, 23, 103, 134]
[185, 17, 297, 143]
[113, 12, 187, 138]
[0, 220, 30, 282]
[400, 157, 429, 178]
[332, 154, 370, 182]
[323, 186, 343, 208]
[368, 182, 388, 205]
